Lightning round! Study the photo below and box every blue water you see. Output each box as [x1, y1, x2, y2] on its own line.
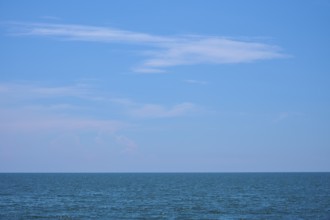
[0, 173, 329, 219]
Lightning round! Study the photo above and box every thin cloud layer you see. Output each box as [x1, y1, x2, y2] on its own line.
[184, 79, 208, 85]
[129, 102, 197, 118]
[0, 82, 127, 141]
[0, 82, 91, 101]
[0, 82, 198, 119]
[0, 81, 199, 155]
[10, 22, 287, 73]
[0, 113, 123, 133]
[0, 82, 136, 153]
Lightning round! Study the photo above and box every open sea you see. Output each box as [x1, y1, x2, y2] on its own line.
[0, 173, 329, 219]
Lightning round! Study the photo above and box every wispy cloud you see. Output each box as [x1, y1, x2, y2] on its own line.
[40, 16, 61, 21]
[132, 67, 167, 74]
[184, 79, 208, 85]
[0, 82, 136, 153]
[272, 112, 305, 123]
[9, 22, 288, 73]
[0, 81, 201, 155]
[0, 82, 91, 101]
[128, 102, 198, 118]
[107, 97, 199, 118]
[139, 37, 285, 72]
[0, 82, 126, 132]
[115, 135, 138, 153]
[0, 82, 199, 120]
[273, 112, 290, 123]
[10, 22, 173, 45]
[0, 112, 124, 133]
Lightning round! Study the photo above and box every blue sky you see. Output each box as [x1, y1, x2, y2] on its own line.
[0, 0, 329, 172]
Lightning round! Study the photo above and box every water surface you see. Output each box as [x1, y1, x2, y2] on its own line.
[0, 173, 329, 219]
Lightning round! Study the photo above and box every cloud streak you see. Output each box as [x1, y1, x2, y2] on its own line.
[0, 82, 137, 153]
[0, 82, 198, 120]
[0, 82, 92, 101]
[128, 102, 198, 118]
[0, 112, 124, 133]
[184, 79, 208, 85]
[0, 82, 125, 136]
[10, 22, 287, 73]
[0, 81, 200, 156]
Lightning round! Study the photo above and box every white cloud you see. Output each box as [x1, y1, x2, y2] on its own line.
[0, 81, 201, 160]
[0, 113, 124, 133]
[272, 112, 305, 123]
[10, 22, 288, 73]
[184, 79, 208, 85]
[0, 82, 91, 101]
[140, 37, 285, 70]
[0, 82, 134, 153]
[109, 97, 200, 118]
[12, 22, 173, 45]
[115, 135, 138, 153]
[273, 112, 290, 123]
[40, 16, 61, 21]
[129, 102, 197, 118]
[132, 67, 167, 74]
[109, 98, 136, 106]
[0, 82, 127, 149]
[1, 82, 199, 119]
[25, 104, 79, 111]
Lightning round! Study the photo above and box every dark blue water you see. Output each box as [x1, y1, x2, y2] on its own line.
[0, 173, 329, 219]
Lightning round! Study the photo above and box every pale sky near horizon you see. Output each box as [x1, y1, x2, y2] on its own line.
[0, 0, 329, 172]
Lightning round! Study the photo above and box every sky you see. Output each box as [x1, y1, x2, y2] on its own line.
[0, 0, 329, 172]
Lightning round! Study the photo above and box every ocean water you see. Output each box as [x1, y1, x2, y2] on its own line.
[0, 173, 329, 219]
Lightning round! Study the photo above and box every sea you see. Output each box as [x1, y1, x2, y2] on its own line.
[0, 173, 329, 219]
